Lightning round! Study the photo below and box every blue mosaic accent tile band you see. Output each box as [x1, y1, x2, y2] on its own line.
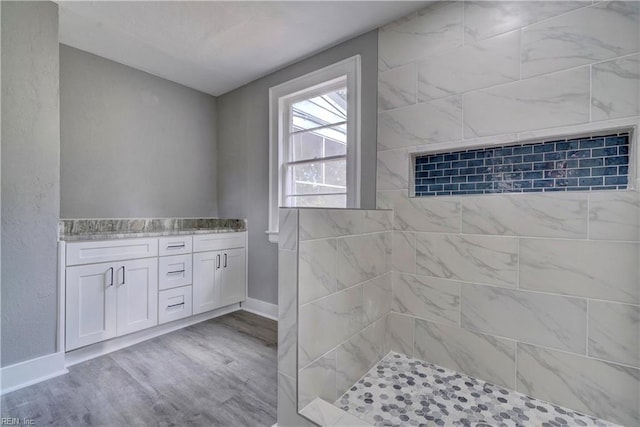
[414, 133, 630, 196]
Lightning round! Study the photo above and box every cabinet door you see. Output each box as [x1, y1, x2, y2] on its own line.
[192, 251, 222, 314]
[219, 248, 246, 307]
[66, 262, 117, 351]
[116, 258, 158, 336]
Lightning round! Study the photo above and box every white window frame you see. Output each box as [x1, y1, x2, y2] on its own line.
[267, 55, 361, 243]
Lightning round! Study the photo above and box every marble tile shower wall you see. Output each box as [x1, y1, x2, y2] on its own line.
[377, 2, 640, 426]
[276, 208, 393, 426]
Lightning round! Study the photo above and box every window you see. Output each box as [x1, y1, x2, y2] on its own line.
[268, 56, 361, 242]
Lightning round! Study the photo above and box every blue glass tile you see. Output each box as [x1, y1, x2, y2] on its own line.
[564, 187, 589, 191]
[468, 174, 484, 182]
[579, 158, 604, 167]
[513, 163, 533, 172]
[485, 157, 504, 165]
[475, 166, 491, 174]
[452, 176, 467, 183]
[417, 172, 431, 178]
[592, 186, 619, 191]
[495, 148, 513, 156]
[619, 145, 629, 155]
[533, 179, 554, 188]
[619, 166, 629, 175]
[513, 146, 533, 155]
[504, 155, 523, 164]
[421, 163, 437, 171]
[477, 151, 494, 158]
[605, 156, 628, 166]
[452, 161, 468, 168]
[605, 136, 627, 146]
[579, 138, 604, 149]
[437, 191, 452, 196]
[591, 147, 618, 157]
[430, 155, 444, 163]
[523, 188, 541, 193]
[523, 154, 544, 162]
[567, 168, 592, 177]
[545, 152, 565, 161]
[460, 152, 476, 160]
[555, 178, 578, 187]
[504, 172, 523, 180]
[443, 184, 459, 191]
[523, 171, 543, 180]
[485, 174, 500, 182]
[476, 182, 493, 190]
[444, 154, 459, 161]
[468, 159, 484, 167]
[591, 167, 618, 176]
[567, 149, 591, 159]
[416, 185, 429, 193]
[418, 178, 437, 185]
[534, 144, 555, 153]
[555, 141, 579, 151]
[605, 176, 628, 186]
[436, 177, 451, 184]
[534, 162, 554, 171]
[493, 165, 513, 173]
[579, 177, 603, 186]
[515, 180, 533, 189]
[545, 187, 567, 192]
[460, 167, 476, 175]
[429, 170, 443, 177]
[460, 183, 476, 191]
[430, 184, 443, 192]
[545, 170, 568, 179]
[444, 169, 459, 176]
[415, 157, 429, 165]
[419, 192, 436, 196]
[437, 162, 452, 170]
[563, 160, 579, 169]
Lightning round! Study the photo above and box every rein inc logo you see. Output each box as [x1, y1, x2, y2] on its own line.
[1, 419, 34, 425]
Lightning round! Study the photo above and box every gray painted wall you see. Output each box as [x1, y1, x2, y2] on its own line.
[217, 30, 378, 305]
[1, 1, 60, 367]
[60, 45, 218, 218]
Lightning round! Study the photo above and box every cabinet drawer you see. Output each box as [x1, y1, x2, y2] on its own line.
[193, 232, 246, 252]
[158, 286, 193, 325]
[66, 238, 158, 266]
[159, 254, 192, 290]
[158, 236, 193, 256]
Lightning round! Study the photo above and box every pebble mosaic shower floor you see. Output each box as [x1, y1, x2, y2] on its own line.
[335, 352, 618, 427]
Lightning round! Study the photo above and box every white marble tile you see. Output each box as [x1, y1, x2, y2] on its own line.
[593, 54, 640, 121]
[299, 285, 363, 367]
[299, 239, 337, 305]
[461, 284, 587, 354]
[332, 411, 373, 427]
[378, 97, 462, 151]
[418, 30, 520, 102]
[392, 231, 415, 274]
[278, 249, 298, 378]
[385, 190, 461, 233]
[519, 238, 640, 304]
[300, 397, 344, 427]
[364, 210, 392, 233]
[378, 1, 463, 71]
[516, 343, 640, 426]
[279, 208, 298, 251]
[379, 64, 416, 111]
[336, 318, 386, 395]
[393, 273, 460, 326]
[462, 192, 588, 238]
[414, 319, 516, 389]
[337, 233, 388, 290]
[463, 67, 590, 138]
[299, 209, 364, 241]
[415, 233, 518, 288]
[377, 149, 409, 191]
[299, 350, 338, 409]
[589, 300, 640, 368]
[363, 273, 392, 326]
[385, 312, 414, 356]
[464, 1, 590, 44]
[589, 190, 640, 241]
[278, 373, 315, 427]
[522, 1, 640, 78]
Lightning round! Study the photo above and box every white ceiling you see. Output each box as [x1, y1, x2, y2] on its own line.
[57, 1, 430, 96]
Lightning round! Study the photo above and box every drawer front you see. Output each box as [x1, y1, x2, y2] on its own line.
[67, 238, 158, 266]
[158, 236, 193, 256]
[159, 254, 193, 290]
[158, 286, 193, 325]
[193, 232, 246, 252]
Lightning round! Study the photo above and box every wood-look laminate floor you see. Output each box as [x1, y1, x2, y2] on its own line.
[0, 311, 277, 427]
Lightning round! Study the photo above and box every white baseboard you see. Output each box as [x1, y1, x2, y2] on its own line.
[1, 352, 67, 395]
[65, 304, 241, 367]
[242, 297, 278, 321]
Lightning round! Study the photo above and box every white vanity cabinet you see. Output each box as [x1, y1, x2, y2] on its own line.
[65, 239, 159, 351]
[192, 233, 246, 315]
[63, 231, 246, 352]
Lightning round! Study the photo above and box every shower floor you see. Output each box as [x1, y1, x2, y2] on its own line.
[335, 352, 618, 427]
